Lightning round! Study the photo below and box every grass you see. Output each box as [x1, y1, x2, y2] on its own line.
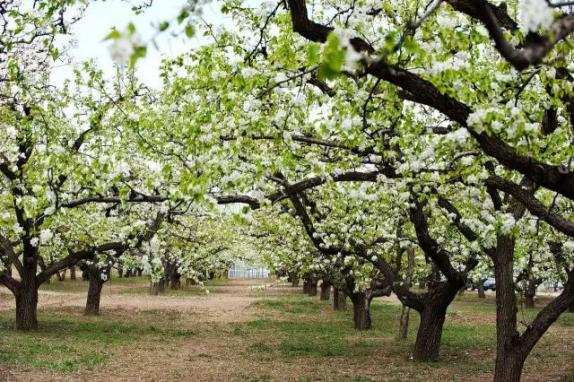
[0, 309, 194, 372]
[1, 279, 574, 381]
[241, 296, 498, 361]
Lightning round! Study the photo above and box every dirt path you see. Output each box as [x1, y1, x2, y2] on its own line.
[0, 278, 283, 323]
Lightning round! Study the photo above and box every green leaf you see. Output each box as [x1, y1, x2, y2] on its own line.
[317, 33, 345, 80]
[307, 43, 320, 65]
[177, 9, 189, 24]
[185, 24, 195, 38]
[103, 29, 121, 41]
[159, 21, 170, 32]
[130, 46, 147, 67]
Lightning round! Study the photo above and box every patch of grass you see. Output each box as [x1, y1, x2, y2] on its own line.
[0, 311, 193, 372]
[442, 323, 495, 350]
[239, 300, 405, 359]
[247, 342, 274, 353]
[39, 279, 89, 293]
[170, 329, 195, 338]
[558, 312, 574, 327]
[252, 298, 323, 314]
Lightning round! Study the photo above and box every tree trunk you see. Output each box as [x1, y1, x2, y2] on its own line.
[569, 300, 574, 313]
[399, 247, 415, 339]
[291, 278, 299, 287]
[170, 272, 181, 290]
[84, 273, 104, 315]
[524, 293, 535, 309]
[307, 279, 318, 297]
[524, 278, 536, 309]
[477, 283, 486, 298]
[16, 247, 39, 331]
[399, 305, 410, 339]
[494, 348, 526, 382]
[69, 266, 76, 280]
[333, 288, 347, 311]
[351, 292, 372, 330]
[149, 281, 161, 295]
[15, 283, 38, 331]
[303, 278, 310, 294]
[493, 235, 524, 382]
[56, 270, 65, 282]
[137, 268, 143, 277]
[320, 281, 331, 301]
[412, 282, 459, 361]
[413, 304, 446, 361]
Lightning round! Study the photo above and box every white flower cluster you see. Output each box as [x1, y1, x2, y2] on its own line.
[334, 29, 364, 72]
[519, 0, 554, 32]
[109, 30, 142, 65]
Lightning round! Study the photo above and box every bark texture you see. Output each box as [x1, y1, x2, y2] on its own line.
[493, 235, 524, 382]
[15, 282, 38, 331]
[412, 283, 459, 361]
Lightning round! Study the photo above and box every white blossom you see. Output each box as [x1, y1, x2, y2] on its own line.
[519, 0, 554, 32]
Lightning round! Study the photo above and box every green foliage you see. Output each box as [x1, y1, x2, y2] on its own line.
[318, 33, 346, 80]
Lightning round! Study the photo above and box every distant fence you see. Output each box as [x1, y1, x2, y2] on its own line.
[228, 268, 270, 279]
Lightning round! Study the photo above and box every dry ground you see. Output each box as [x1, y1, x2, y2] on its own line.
[0, 277, 573, 382]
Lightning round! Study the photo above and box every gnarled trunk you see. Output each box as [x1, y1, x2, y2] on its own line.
[350, 292, 371, 330]
[569, 300, 574, 313]
[333, 288, 347, 311]
[84, 273, 104, 315]
[320, 281, 331, 301]
[413, 305, 446, 361]
[412, 282, 459, 361]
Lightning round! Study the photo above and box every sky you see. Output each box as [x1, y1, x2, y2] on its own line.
[50, 0, 227, 88]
